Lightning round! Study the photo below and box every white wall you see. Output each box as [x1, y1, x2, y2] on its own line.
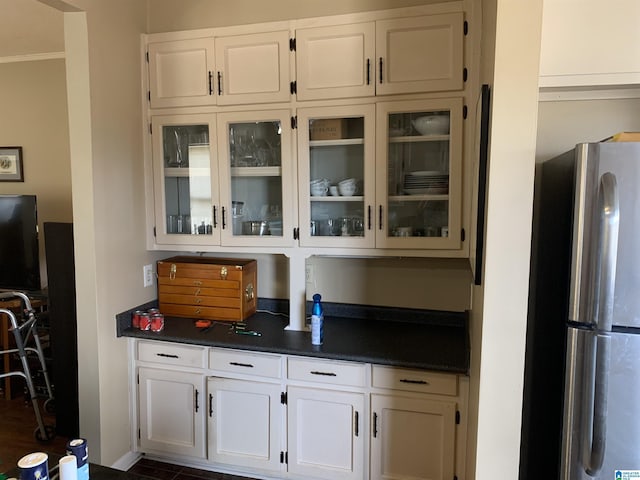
[0, 58, 71, 287]
[62, 0, 162, 465]
[470, 1, 543, 479]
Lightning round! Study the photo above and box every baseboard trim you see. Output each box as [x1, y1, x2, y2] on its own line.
[110, 451, 141, 471]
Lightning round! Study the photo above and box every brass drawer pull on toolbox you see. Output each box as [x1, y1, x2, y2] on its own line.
[157, 256, 258, 322]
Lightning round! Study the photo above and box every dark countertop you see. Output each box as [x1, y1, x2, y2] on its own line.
[117, 301, 469, 374]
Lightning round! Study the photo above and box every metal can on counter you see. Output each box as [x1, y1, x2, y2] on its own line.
[138, 312, 151, 331]
[147, 308, 160, 315]
[131, 310, 143, 329]
[150, 313, 165, 332]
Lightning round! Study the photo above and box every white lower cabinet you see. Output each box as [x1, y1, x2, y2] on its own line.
[134, 341, 467, 480]
[287, 386, 365, 480]
[370, 394, 456, 480]
[207, 377, 283, 472]
[138, 367, 206, 459]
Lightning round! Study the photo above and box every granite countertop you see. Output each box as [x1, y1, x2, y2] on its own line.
[117, 301, 469, 374]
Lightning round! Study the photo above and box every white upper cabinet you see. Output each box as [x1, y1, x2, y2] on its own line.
[148, 37, 216, 108]
[214, 30, 292, 105]
[296, 23, 376, 101]
[147, 30, 291, 109]
[296, 13, 464, 101]
[376, 13, 464, 96]
[539, 0, 640, 88]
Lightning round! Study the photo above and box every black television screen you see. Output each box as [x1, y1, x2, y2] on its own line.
[0, 195, 41, 291]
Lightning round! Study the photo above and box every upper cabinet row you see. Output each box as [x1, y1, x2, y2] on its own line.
[147, 13, 464, 108]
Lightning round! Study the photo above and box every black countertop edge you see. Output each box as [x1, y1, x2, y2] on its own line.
[117, 309, 469, 374]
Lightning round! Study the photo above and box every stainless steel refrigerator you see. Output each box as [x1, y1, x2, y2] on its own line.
[521, 141, 640, 480]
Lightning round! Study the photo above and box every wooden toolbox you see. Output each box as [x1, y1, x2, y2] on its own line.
[157, 256, 257, 321]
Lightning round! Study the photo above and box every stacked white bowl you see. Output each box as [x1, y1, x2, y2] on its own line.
[338, 178, 358, 196]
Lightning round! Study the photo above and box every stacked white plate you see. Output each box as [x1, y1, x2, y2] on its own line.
[403, 171, 449, 195]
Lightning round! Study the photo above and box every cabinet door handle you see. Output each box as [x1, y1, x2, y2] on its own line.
[208, 71, 213, 95]
[212, 205, 218, 228]
[373, 412, 378, 438]
[221, 206, 227, 229]
[355, 411, 359, 437]
[400, 378, 429, 385]
[310, 370, 337, 377]
[366, 58, 371, 85]
[378, 205, 383, 230]
[156, 353, 179, 359]
[379, 57, 383, 84]
[209, 393, 213, 417]
[217, 71, 222, 95]
[229, 361, 254, 368]
[367, 205, 372, 230]
[194, 388, 200, 413]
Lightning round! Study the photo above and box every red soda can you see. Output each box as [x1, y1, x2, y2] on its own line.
[138, 312, 151, 331]
[150, 313, 165, 332]
[148, 308, 160, 315]
[132, 310, 143, 329]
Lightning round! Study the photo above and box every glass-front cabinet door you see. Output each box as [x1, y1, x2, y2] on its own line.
[152, 114, 220, 245]
[375, 98, 463, 249]
[217, 110, 294, 247]
[297, 105, 376, 248]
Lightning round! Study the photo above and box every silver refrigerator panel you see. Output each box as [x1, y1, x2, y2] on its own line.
[591, 142, 640, 329]
[561, 327, 640, 479]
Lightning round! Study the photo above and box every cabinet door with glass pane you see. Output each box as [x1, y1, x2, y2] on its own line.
[152, 114, 221, 246]
[297, 105, 376, 248]
[375, 98, 463, 250]
[217, 110, 294, 247]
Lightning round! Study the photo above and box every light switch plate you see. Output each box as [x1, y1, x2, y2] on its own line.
[143, 264, 154, 287]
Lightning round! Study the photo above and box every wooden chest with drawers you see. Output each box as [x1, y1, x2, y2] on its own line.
[157, 256, 257, 321]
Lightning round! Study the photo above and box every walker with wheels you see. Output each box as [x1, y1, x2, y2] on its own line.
[0, 291, 55, 441]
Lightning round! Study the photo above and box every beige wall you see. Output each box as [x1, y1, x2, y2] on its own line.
[146, 0, 449, 32]
[536, 97, 640, 162]
[62, 0, 158, 465]
[0, 58, 71, 287]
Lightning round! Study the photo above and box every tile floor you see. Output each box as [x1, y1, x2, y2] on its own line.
[128, 458, 257, 480]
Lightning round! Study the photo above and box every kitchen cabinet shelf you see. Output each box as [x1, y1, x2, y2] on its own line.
[230, 166, 282, 177]
[389, 194, 449, 202]
[164, 167, 211, 178]
[389, 134, 450, 144]
[310, 196, 364, 202]
[309, 138, 365, 147]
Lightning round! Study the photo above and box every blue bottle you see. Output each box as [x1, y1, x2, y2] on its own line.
[311, 293, 324, 345]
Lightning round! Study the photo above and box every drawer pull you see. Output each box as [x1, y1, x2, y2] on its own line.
[355, 411, 359, 437]
[373, 412, 378, 438]
[209, 393, 214, 417]
[399, 378, 429, 385]
[310, 370, 337, 377]
[195, 298, 202, 304]
[156, 353, 179, 359]
[195, 288, 201, 295]
[195, 308, 202, 314]
[229, 361, 254, 368]
[193, 280, 203, 286]
[194, 388, 200, 412]
[170, 263, 177, 280]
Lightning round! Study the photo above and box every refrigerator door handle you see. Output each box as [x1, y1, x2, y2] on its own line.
[581, 172, 619, 476]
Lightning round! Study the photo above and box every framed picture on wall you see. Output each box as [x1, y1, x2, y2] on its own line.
[0, 146, 24, 182]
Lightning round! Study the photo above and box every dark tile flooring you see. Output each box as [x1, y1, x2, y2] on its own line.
[128, 458, 257, 480]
